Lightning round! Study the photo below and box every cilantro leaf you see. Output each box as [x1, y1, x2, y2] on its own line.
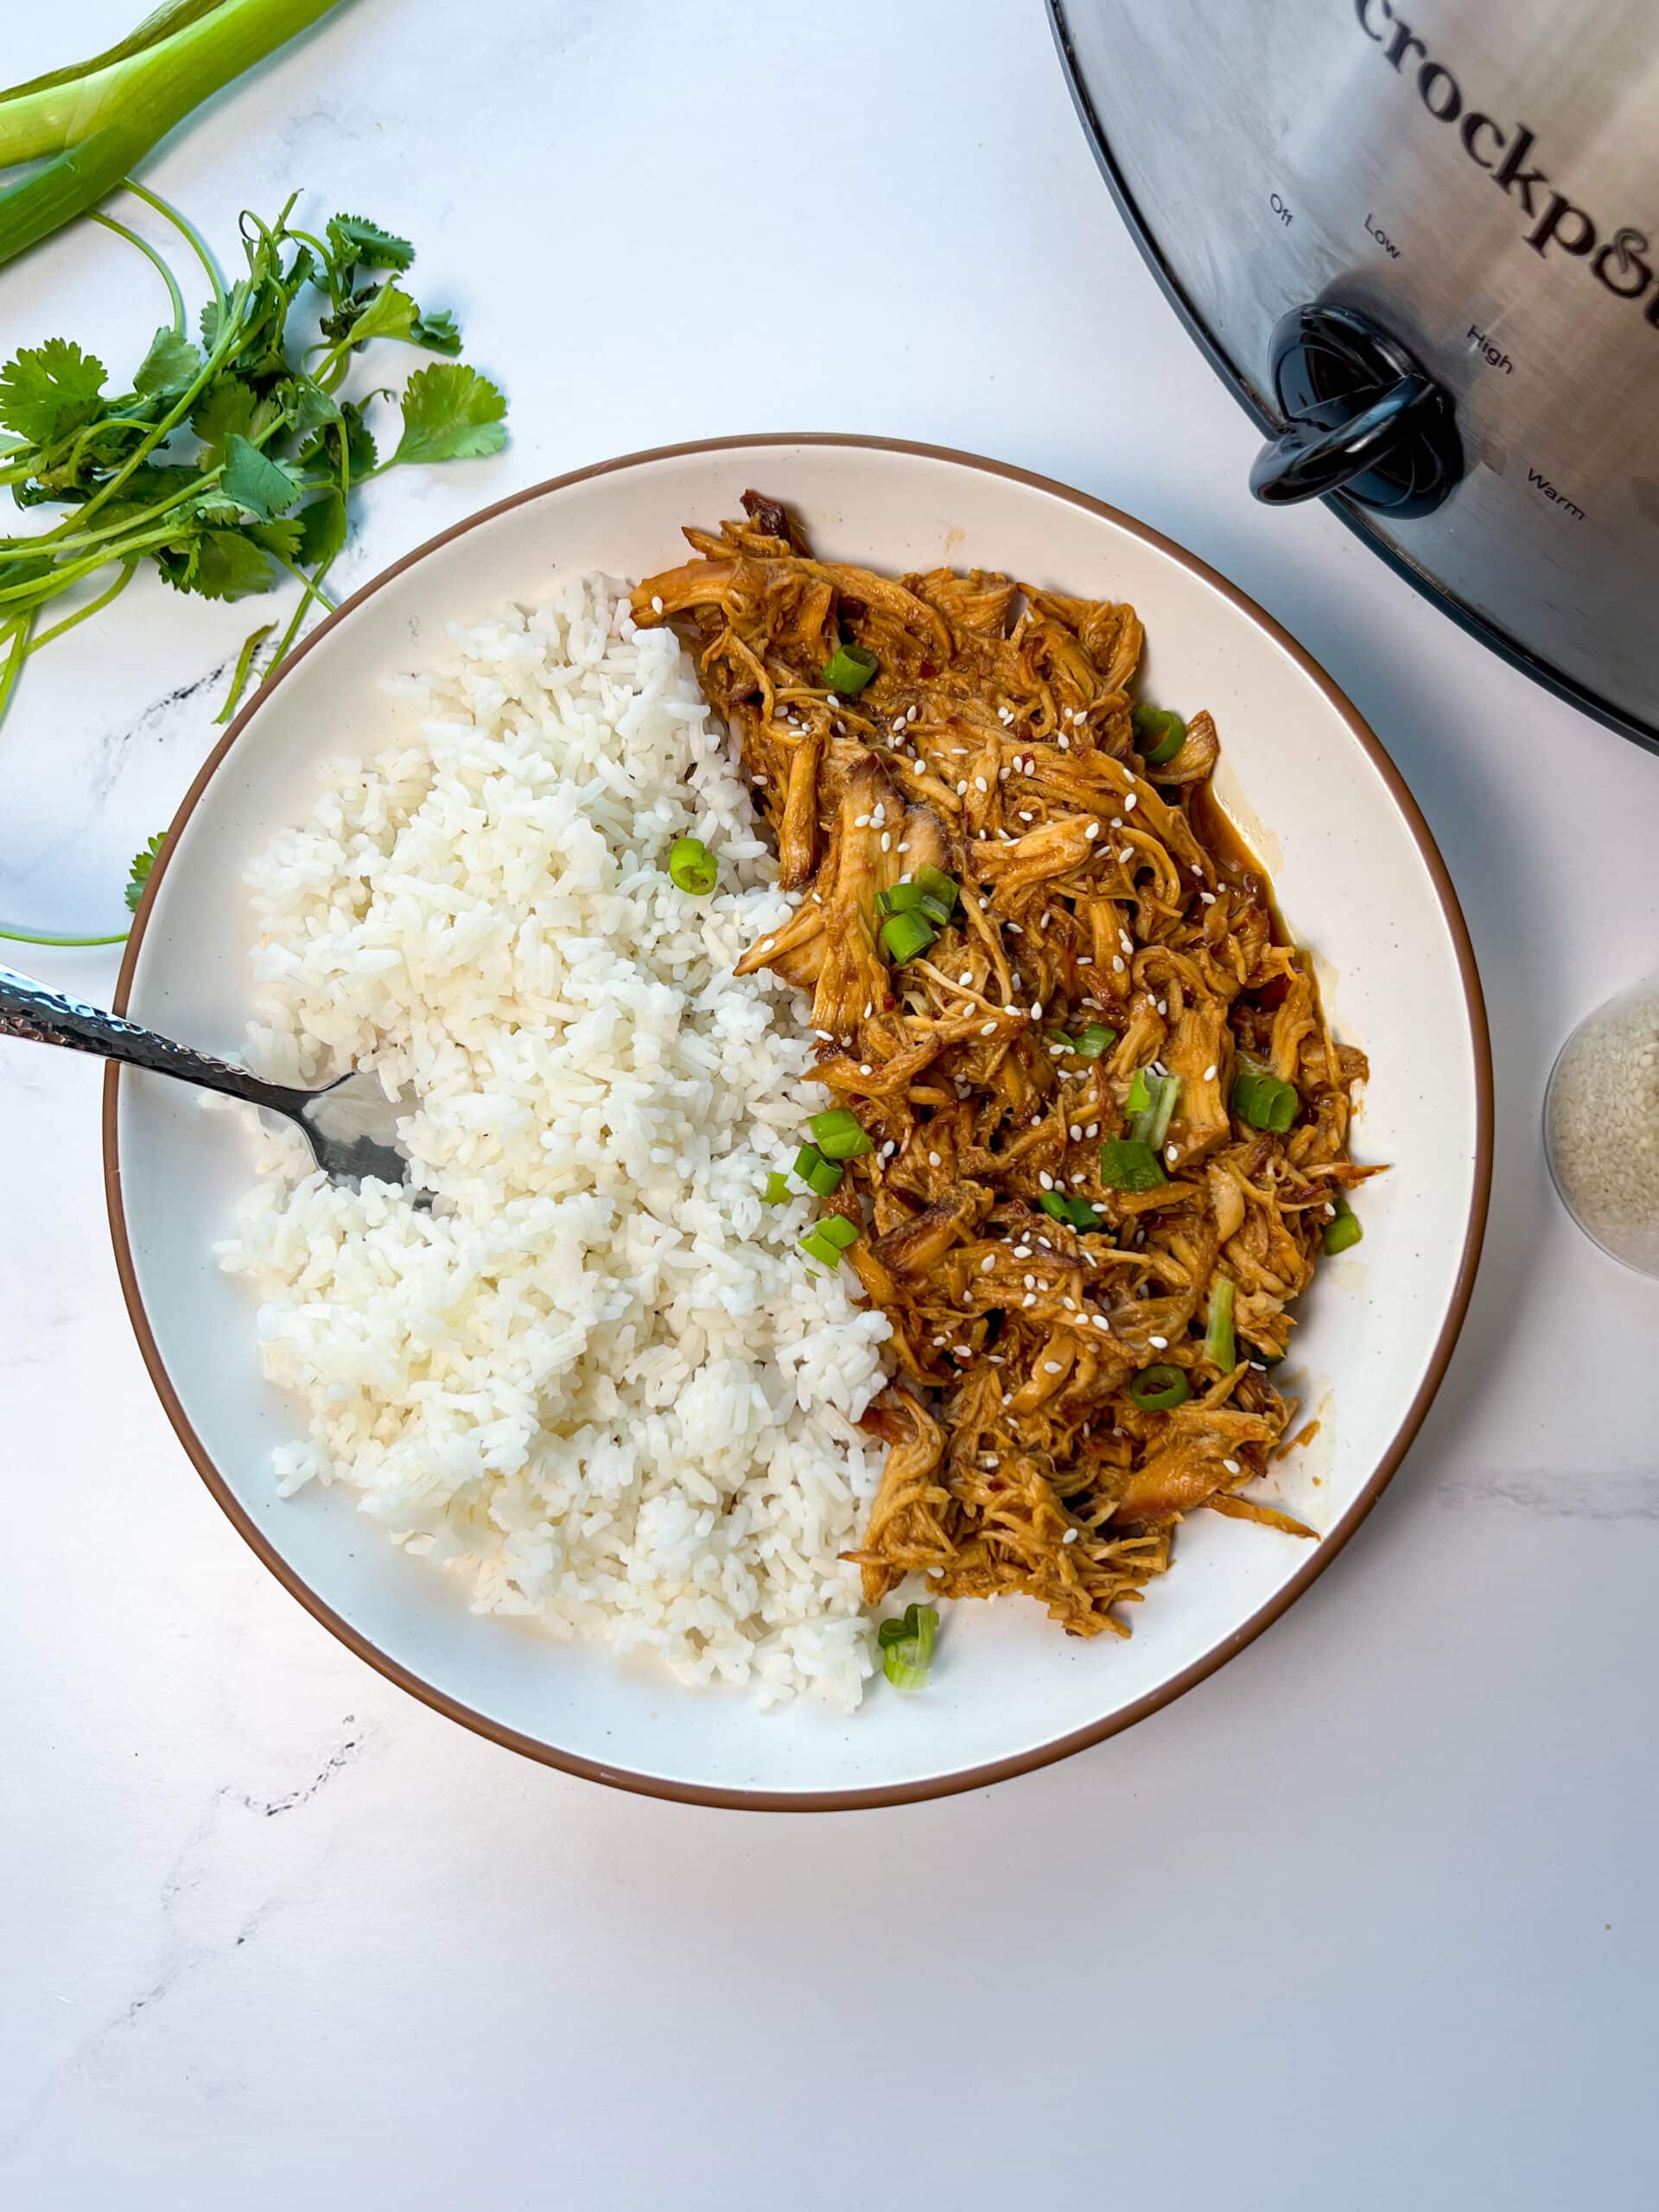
[220, 433, 302, 520]
[0, 338, 107, 446]
[393, 365, 507, 465]
[289, 375, 340, 445]
[296, 487, 346, 568]
[339, 283, 418, 349]
[410, 307, 461, 356]
[191, 377, 284, 468]
[133, 327, 202, 399]
[156, 529, 274, 602]
[125, 833, 165, 913]
[247, 516, 304, 561]
[326, 214, 414, 274]
[299, 397, 378, 482]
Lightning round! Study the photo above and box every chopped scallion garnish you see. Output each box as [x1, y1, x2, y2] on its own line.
[793, 1143, 844, 1197]
[876, 880, 928, 918]
[1038, 1191, 1071, 1223]
[1099, 1135, 1166, 1191]
[1131, 703, 1187, 766]
[1231, 1059, 1300, 1134]
[878, 1601, 938, 1690]
[1203, 1277, 1236, 1370]
[1127, 1068, 1180, 1148]
[807, 1108, 874, 1160]
[880, 909, 938, 963]
[822, 642, 879, 695]
[914, 865, 959, 918]
[1128, 1363, 1191, 1412]
[1323, 1193, 1363, 1255]
[817, 1212, 861, 1250]
[668, 836, 718, 894]
[1040, 1190, 1103, 1232]
[800, 1227, 844, 1267]
[1074, 1022, 1117, 1059]
[761, 1171, 791, 1205]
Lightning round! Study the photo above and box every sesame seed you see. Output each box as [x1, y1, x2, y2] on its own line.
[1058, 732, 1070, 750]
[1149, 1335, 1169, 1349]
[892, 718, 906, 734]
[1077, 956, 1092, 967]
[981, 1021, 997, 1036]
[1200, 891, 1217, 906]
[826, 693, 841, 709]
[1005, 1002, 1019, 1016]
[880, 831, 890, 851]
[1224, 1458, 1241, 1474]
[1112, 956, 1125, 974]
[907, 704, 918, 722]
[1249, 1360, 1266, 1371]
[957, 780, 969, 795]
[975, 775, 988, 792]
[959, 972, 973, 986]
[1111, 816, 1124, 829]
[1124, 792, 1138, 811]
[758, 938, 774, 952]
[1070, 1124, 1083, 1141]
[997, 706, 1014, 724]
[1022, 1293, 1037, 1308]
[1019, 810, 1034, 822]
[929, 1151, 942, 1167]
[860, 1063, 874, 1076]
[1014, 1244, 1033, 1258]
[1157, 999, 1167, 1016]
[872, 803, 885, 826]
[1084, 821, 1099, 840]
[1085, 1122, 1098, 1138]
[863, 1001, 874, 1018]
[1039, 1173, 1053, 1190]
[1119, 931, 1134, 954]
[1204, 1064, 1217, 1081]
[854, 812, 871, 829]
[953, 1346, 971, 1361]
[650, 595, 664, 613]
[1044, 1361, 1064, 1374]
[982, 1255, 996, 1272]
[1024, 1274, 1037, 1288]
[1166, 1144, 1179, 1163]
[1092, 1313, 1111, 1330]
[1063, 1527, 1079, 1544]
[1118, 848, 1134, 864]
[1191, 862, 1203, 876]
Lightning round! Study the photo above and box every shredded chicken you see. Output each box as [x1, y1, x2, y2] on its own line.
[632, 494, 1378, 1639]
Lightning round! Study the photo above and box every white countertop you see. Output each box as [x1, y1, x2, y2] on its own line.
[4, 4, 1657, 2205]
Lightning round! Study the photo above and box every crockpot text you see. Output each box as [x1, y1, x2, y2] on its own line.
[1354, 0, 1657, 324]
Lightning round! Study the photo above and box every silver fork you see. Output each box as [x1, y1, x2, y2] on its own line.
[0, 963, 417, 1190]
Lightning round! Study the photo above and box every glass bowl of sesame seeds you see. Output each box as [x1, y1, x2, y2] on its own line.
[1545, 979, 1659, 1277]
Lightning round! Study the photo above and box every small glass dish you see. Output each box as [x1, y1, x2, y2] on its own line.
[1544, 976, 1659, 1279]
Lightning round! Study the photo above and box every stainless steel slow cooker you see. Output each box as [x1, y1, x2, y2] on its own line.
[1049, 0, 1659, 752]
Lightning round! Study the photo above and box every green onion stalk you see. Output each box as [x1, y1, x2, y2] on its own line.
[0, 1, 353, 270]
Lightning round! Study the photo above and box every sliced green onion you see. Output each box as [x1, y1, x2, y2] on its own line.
[808, 1107, 874, 1160]
[878, 1601, 938, 1690]
[875, 880, 927, 918]
[1323, 1194, 1363, 1255]
[817, 1212, 861, 1250]
[800, 1228, 844, 1267]
[1128, 1069, 1180, 1148]
[914, 865, 959, 917]
[1203, 1277, 1236, 1370]
[822, 642, 878, 696]
[1042, 1189, 1104, 1233]
[1048, 1030, 1077, 1052]
[1131, 702, 1187, 766]
[793, 1143, 844, 1197]
[1128, 1363, 1191, 1412]
[880, 909, 938, 963]
[1074, 1022, 1116, 1060]
[761, 1171, 791, 1205]
[1099, 1135, 1166, 1192]
[668, 836, 718, 894]
[1231, 1059, 1300, 1134]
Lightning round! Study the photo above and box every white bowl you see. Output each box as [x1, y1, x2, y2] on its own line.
[106, 436, 1491, 1808]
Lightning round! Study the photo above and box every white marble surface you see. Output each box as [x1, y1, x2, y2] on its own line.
[3, 3, 1657, 2204]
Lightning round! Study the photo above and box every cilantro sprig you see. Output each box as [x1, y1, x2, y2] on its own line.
[0, 184, 508, 942]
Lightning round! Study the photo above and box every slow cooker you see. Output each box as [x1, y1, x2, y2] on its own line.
[1049, 0, 1659, 753]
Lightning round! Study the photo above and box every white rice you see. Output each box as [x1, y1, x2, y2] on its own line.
[219, 575, 892, 1709]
